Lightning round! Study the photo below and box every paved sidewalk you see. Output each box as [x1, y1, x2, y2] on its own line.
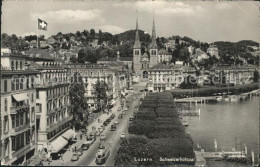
[42, 98, 124, 166]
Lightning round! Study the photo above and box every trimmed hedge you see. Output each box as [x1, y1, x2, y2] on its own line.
[115, 92, 195, 166]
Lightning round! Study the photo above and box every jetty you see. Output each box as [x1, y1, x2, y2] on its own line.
[174, 89, 259, 104]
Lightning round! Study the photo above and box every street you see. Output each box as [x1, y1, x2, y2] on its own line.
[74, 83, 146, 166]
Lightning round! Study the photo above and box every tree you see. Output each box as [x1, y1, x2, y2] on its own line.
[90, 29, 95, 39]
[253, 70, 259, 82]
[179, 75, 199, 89]
[93, 80, 108, 113]
[69, 73, 88, 130]
[98, 30, 103, 45]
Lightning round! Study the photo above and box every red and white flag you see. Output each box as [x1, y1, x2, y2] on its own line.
[38, 19, 47, 31]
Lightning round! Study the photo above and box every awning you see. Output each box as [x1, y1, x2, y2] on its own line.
[27, 155, 42, 166]
[50, 136, 68, 153]
[12, 93, 28, 102]
[62, 129, 76, 140]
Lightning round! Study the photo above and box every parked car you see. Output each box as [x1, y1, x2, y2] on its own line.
[71, 153, 79, 161]
[110, 113, 116, 119]
[114, 120, 119, 124]
[124, 108, 128, 111]
[110, 124, 116, 131]
[81, 143, 90, 150]
[89, 132, 96, 140]
[129, 116, 134, 121]
[122, 111, 126, 115]
[120, 133, 126, 139]
[103, 121, 109, 126]
[86, 137, 95, 145]
[118, 114, 123, 119]
[100, 134, 106, 141]
[77, 148, 83, 156]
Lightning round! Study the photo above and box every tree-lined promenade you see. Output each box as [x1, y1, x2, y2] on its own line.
[115, 92, 195, 166]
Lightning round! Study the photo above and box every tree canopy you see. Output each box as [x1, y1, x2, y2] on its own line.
[69, 73, 88, 130]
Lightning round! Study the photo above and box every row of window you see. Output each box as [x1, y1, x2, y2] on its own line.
[2, 77, 35, 93]
[47, 96, 69, 111]
[47, 109, 67, 127]
[11, 60, 24, 70]
[2, 130, 35, 158]
[3, 108, 35, 134]
[46, 86, 69, 99]
[47, 122, 70, 140]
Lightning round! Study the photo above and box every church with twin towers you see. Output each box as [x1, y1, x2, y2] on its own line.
[133, 13, 171, 80]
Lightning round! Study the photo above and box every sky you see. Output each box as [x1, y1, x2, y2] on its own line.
[1, 1, 259, 43]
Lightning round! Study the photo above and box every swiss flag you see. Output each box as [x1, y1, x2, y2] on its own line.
[38, 19, 47, 31]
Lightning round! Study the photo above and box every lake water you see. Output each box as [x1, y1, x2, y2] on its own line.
[185, 96, 259, 166]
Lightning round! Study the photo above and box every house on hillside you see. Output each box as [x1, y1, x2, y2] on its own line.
[207, 44, 219, 59]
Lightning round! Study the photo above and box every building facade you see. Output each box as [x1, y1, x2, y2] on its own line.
[0, 52, 39, 165]
[25, 50, 73, 156]
[147, 64, 196, 92]
[209, 64, 255, 85]
[65, 63, 128, 112]
[157, 49, 172, 64]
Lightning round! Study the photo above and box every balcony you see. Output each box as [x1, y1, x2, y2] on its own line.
[46, 116, 73, 133]
[10, 123, 30, 136]
[10, 105, 30, 114]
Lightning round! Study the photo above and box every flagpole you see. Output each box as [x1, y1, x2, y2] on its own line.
[37, 17, 39, 49]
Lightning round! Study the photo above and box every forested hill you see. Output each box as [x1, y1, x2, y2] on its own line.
[115, 29, 151, 43]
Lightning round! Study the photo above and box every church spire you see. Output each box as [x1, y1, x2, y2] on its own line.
[149, 11, 157, 49]
[133, 11, 141, 49]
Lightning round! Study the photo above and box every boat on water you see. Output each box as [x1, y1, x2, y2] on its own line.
[95, 143, 110, 165]
[216, 96, 223, 102]
[229, 95, 240, 102]
[181, 120, 189, 126]
[180, 109, 200, 117]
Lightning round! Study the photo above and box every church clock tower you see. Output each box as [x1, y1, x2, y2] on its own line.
[149, 16, 158, 67]
[133, 16, 142, 75]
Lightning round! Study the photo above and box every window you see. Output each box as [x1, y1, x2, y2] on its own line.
[16, 79, 19, 90]
[20, 61, 22, 70]
[16, 114, 19, 128]
[31, 107, 35, 122]
[20, 78, 23, 89]
[4, 98, 8, 112]
[31, 93, 34, 103]
[12, 137, 16, 151]
[20, 113, 23, 125]
[4, 116, 9, 133]
[26, 130, 30, 144]
[16, 61, 18, 70]
[36, 103, 42, 113]
[11, 61, 14, 70]
[16, 135, 19, 150]
[21, 133, 24, 147]
[36, 90, 39, 99]
[11, 115, 15, 128]
[4, 80, 8, 92]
